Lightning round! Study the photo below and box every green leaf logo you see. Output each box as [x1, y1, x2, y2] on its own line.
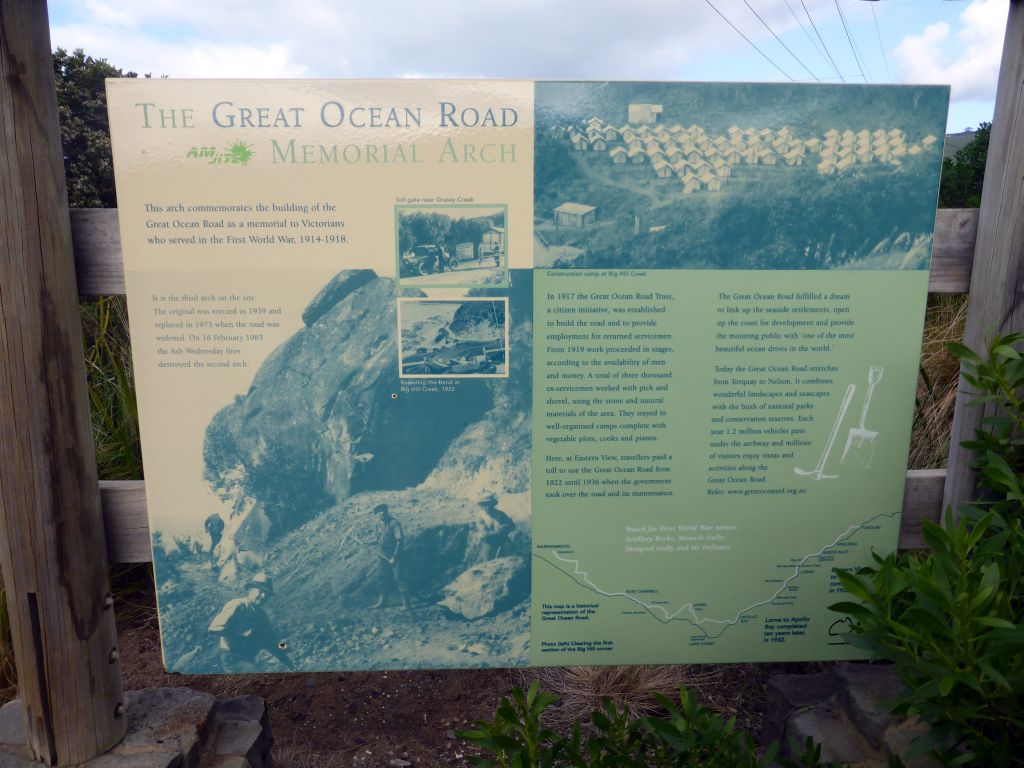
[226, 140, 255, 165]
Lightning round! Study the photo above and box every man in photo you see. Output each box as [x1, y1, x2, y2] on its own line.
[471, 493, 517, 561]
[371, 503, 409, 610]
[435, 241, 447, 273]
[208, 572, 293, 671]
[204, 512, 225, 565]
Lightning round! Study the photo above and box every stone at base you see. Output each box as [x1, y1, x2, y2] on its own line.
[764, 665, 948, 768]
[883, 718, 942, 768]
[788, 706, 884, 766]
[206, 698, 270, 768]
[86, 751, 183, 768]
[760, 671, 836, 745]
[114, 688, 216, 766]
[212, 722, 263, 765]
[204, 758, 250, 768]
[0, 690, 270, 768]
[834, 663, 902, 749]
[0, 747, 42, 768]
[0, 703, 26, 753]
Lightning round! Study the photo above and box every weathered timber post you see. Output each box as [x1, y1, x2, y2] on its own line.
[0, 1, 127, 764]
[944, 0, 1024, 514]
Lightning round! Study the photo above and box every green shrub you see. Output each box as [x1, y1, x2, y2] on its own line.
[458, 680, 834, 768]
[831, 332, 1024, 766]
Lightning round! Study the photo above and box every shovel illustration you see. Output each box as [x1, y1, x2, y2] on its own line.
[841, 366, 884, 468]
[794, 382, 856, 481]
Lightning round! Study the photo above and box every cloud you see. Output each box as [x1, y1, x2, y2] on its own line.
[890, 0, 1006, 102]
[50, 22, 309, 78]
[49, 0, 824, 81]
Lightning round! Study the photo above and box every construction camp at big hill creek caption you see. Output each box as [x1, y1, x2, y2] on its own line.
[132, 100, 521, 165]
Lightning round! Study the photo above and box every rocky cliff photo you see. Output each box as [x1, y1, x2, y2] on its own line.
[155, 269, 533, 672]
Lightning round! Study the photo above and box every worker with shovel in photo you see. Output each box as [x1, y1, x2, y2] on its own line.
[342, 503, 410, 611]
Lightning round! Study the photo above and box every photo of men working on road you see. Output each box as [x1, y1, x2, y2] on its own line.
[333, 494, 527, 617]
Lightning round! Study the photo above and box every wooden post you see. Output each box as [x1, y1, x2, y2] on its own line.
[944, 0, 1024, 514]
[0, 1, 126, 765]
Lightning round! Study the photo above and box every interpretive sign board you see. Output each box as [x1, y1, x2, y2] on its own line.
[106, 80, 948, 672]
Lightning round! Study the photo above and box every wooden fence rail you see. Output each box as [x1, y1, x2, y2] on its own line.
[69, 207, 978, 296]
[74, 208, 978, 560]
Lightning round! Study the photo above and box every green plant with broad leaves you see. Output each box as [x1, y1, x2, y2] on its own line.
[461, 681, 560, 768]
[950, 331, 1024, 487]
[830, 331, 1024, 767]
[459, 680, 835, 767]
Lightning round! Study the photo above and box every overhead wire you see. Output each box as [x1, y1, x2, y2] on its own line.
[782, 0, 838, 75]
[800, 0, 846, 82]
[702, 0, 796, 81]
[742, 0, 820, 80]
[833, 0, 869, 80]
[844, 3, 875, 81]
[795, 74, 870, 82]
[871, 3, 893, 82]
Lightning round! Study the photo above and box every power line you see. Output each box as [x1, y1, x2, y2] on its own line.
[834, 0, 869, 81]
[844, 3, 875, 81]
[782, 0, 837, 75]
[702, 0, 795, 81]
[800, 0, 846, 82]
[871, 3, 893, 82]
[795, 73, 871, 82]
[743, 0, 820, 80]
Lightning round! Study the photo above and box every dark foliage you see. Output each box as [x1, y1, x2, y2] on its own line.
[53, 47, 140, 208]
[398, 211, 501, 254]
[938, 123, 990, 209]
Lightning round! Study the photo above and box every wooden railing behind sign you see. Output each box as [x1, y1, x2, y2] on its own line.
[72, 207, 978, 560]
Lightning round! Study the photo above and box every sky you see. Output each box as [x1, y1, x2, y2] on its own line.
[49, 0, 1010, 134]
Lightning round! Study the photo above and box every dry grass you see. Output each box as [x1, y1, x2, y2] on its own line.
[909, 294, 969, 469]
[270, 739, 358, 768]
[513, 662, 785, 737]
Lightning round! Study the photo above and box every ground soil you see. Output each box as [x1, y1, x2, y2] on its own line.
[115, 566, 508, 766]
[22, 565, 819, 767]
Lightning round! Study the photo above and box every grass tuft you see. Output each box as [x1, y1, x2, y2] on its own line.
[80, 296, 142, 480]
[909, 294, 968, 469]
[513, 663, 775, 737]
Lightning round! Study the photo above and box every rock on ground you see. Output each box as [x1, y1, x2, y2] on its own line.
[0, 689, 270, 768]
